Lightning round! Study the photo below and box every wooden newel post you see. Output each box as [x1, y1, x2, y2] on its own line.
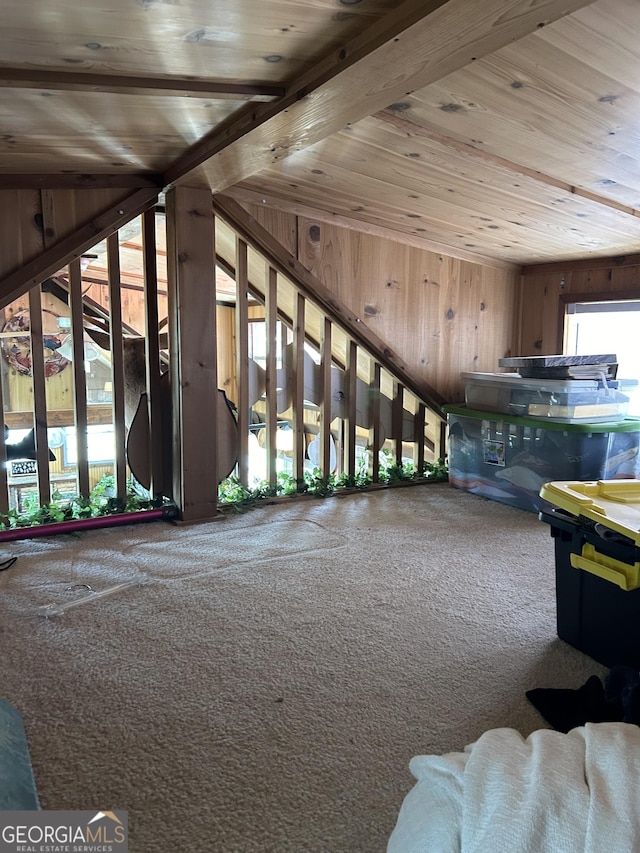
[166, 186, 219, 522]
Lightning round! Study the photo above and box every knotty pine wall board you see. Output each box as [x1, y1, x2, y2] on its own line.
[520, 261, 640, 355]
[0, 188, 137, 283]
[288, 212, 518, 403]
[0, 190, 44, 283]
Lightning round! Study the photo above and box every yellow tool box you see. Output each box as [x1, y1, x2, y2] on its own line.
[539, 479, 640, 667]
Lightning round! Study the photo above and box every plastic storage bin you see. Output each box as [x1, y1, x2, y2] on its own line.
[443, 403, 640, 513]
[462, 372, 631, 422]
[539, 479, 640, 667]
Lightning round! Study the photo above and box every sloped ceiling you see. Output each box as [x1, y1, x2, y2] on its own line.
[2, 0, 640, 266]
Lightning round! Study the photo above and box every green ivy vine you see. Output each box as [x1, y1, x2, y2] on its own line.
[0, 475, 168, 531]
[218, 453, 448, 513]
[0, 455, 448, 529]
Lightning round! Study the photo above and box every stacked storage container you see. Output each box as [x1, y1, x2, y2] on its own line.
[443, 355, 640, 513]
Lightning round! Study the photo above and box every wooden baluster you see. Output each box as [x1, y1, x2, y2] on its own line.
[370, 362, 381, 483]
[28, 285, 50, 506]
[293, 292, 305, 489]
[142, 209, 164, 497]
[235, 237, 250, 486]
[393, 380, 404, 467]
[107, 232, 127, 501]
[320, 317, 332, 479]
[439, 418, 447, 466]
[265, 265, 278, 490]
[345, 340, 357, 481]
[414, 402, 426, 474]
[68, 259, 90, 498]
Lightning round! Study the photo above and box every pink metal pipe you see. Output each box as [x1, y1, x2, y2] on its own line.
[0, 506, 176, 542]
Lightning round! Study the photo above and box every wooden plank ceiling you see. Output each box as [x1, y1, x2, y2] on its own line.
[3, 0, 640, 267]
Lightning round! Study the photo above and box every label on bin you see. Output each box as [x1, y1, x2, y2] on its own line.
[483, 439, 505, 466]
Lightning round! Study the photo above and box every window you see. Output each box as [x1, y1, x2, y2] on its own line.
[564, 299, 640, 414]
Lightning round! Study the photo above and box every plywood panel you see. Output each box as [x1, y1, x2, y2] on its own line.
[610, 267, 640, 289]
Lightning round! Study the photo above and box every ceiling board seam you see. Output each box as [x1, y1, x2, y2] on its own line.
[375, 110, 640, 220]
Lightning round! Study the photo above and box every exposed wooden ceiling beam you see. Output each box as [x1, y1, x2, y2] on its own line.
[223, 184, 519, 273]
[0, 68, 284, 100]
[376, 110, 640, 221]
[163, 0, 597, 191]
[0, 173, 163, 190]
[0, 188, 158, 309]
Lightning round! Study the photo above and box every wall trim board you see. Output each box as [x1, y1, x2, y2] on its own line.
[559, 288, 640, 304]
[522, 254, 640, 276]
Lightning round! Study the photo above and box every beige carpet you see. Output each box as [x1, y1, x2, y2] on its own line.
[0, 483, 605, 852]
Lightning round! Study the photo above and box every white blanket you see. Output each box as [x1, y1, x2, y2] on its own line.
[388, 723, 640, 853]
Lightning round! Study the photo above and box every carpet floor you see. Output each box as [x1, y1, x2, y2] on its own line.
[0, 483, 605, 852]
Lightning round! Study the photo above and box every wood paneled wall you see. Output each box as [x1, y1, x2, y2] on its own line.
[247, 205, 298, 257]
[0, 188, 138, 282]
[1, 192, 522, 409]
[247, 203, 520, 403]
[519, 259, 640, 356]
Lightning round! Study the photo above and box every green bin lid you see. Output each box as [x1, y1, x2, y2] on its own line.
[442, 402, 640, 433]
